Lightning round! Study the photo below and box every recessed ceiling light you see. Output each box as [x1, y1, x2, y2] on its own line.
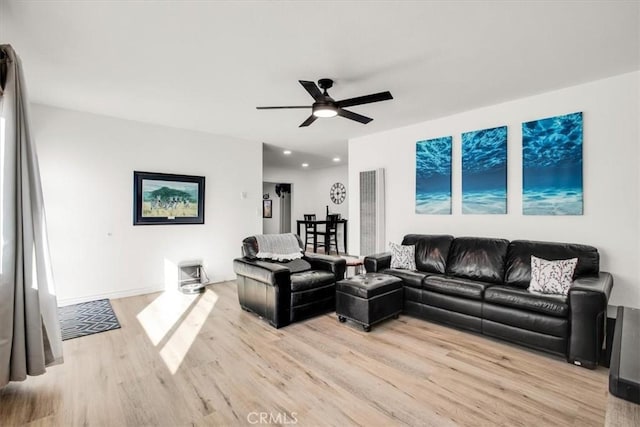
[333, 157, 341, 162]
[283, 150, 292, 155]
[301, 163, 309, 168]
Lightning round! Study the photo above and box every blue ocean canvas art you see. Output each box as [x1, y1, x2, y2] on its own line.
[462, 126, 507, 214]
[522, 112, 583, 215]
[416, 136, 452, 214]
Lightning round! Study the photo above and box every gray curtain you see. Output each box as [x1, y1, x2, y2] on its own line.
[0, 44, 63, 388]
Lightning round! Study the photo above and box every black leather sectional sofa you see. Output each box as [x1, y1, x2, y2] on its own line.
[365, 234, 614, 369]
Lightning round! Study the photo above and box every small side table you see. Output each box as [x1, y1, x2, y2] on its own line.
[340, 255, 364, 278]
[609, 306, 640, 403]
[606, 306, 640, 426]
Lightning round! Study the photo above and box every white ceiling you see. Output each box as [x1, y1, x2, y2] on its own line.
[2, 1, 639, 170]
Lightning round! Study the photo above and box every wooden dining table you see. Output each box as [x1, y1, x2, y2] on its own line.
[296, 219, 348, 254]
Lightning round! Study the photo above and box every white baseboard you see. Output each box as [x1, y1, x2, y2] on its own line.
[57, 285, 164, 307]
[55, 278, 234, 307]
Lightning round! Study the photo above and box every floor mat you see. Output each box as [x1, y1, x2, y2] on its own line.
[58, 299, 121, 340]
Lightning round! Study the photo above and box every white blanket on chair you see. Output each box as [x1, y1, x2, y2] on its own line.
[255, 234, 303, 261]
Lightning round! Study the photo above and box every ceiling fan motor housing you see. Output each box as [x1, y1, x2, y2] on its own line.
[318, 78, 334, 91]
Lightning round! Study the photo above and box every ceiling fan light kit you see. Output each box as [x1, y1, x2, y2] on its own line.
[312, 104, 337, 118]
[257, 78, 393, 127]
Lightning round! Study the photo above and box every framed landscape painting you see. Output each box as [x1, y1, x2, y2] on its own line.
[133, 171, 205, 225]
[416, 136, 452, 214]
[522, 112, 583, 215]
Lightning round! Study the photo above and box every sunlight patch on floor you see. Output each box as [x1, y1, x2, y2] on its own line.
[159, 288, 218, 374]
[136, 289, 199, 346]
[137, 284, 218, 374]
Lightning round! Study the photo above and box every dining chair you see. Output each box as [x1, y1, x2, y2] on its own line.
[316, 214, 340, 255]
[303, 214, 317, 251]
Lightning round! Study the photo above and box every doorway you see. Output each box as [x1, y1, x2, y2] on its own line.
[262, 182, 292, 234]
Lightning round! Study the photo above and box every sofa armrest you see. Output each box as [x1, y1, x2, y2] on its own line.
[233, 258, 291, 288]
[570, 272, 614, 300]
[233, 257, 292, 328]
[567, 272, 614, 368]
[303, 253, 346, 281]
[364, 252, 392, 273]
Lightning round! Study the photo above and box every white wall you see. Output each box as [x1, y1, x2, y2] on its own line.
[32, 104, 262, 305]
[264, 164, 349, 251]
[262, 182, 281, 234]
[349, 71, 640, 308]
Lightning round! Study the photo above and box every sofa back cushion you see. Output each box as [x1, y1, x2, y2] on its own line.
[505, 240, 599, 289]
[401, 234, 454, 274]
[445, 237, 510, 284]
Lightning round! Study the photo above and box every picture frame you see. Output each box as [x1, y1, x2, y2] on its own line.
[263, 199, 272, 218]
[133, 171, 205, 225]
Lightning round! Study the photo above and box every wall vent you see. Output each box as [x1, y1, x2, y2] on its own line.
[359, 168, 385, 256]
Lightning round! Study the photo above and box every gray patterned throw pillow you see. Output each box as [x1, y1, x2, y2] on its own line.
[528, 256, 578, 296]
[389, 242, 417, 270]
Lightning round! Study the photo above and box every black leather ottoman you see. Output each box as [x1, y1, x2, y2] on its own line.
[336, 273, 403, 332]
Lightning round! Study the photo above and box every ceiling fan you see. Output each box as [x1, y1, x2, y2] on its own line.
[256, 79, 393, 127]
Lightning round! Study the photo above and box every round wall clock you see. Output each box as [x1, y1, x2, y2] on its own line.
[330, 182, 346, 204]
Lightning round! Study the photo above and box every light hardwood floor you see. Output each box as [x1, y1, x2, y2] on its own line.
[0, 281, 610, 426]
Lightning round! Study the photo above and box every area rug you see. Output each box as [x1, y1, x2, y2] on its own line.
[58, 299, 121, 341]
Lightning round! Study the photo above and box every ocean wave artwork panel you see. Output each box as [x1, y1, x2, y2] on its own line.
[522, 112, 583, 215]
[462, 126, 507, 214]
[416, 136, 452, 214]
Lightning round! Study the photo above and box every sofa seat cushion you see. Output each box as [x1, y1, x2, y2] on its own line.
[290, 270, 336, 292]
[484, 286, 568, 318]
[483, 304, 569, 338]
[423, 276, 491, 300]
[290, 284, 335, 307]
[270, 258, 312, 273]
[381, 268, 430, 289]
[422, 291, 483, 318]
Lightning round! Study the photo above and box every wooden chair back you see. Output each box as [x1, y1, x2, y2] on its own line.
[303, 214, 316, 232]
[326, 214, 340, 231]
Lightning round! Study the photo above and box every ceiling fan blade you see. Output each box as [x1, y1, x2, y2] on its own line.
[337, 108, 373, 124]
[299, 80, 323, 101]
[336, 91, 393, 108]
[299, 115, 317, 127]
[256, 106, 310, 109]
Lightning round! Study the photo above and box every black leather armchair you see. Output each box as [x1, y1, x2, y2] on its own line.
[233, 235, 346, 328]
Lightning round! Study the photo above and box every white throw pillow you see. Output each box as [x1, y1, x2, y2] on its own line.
[389, 242, 417, 270]
[528, 256, 578, 296]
